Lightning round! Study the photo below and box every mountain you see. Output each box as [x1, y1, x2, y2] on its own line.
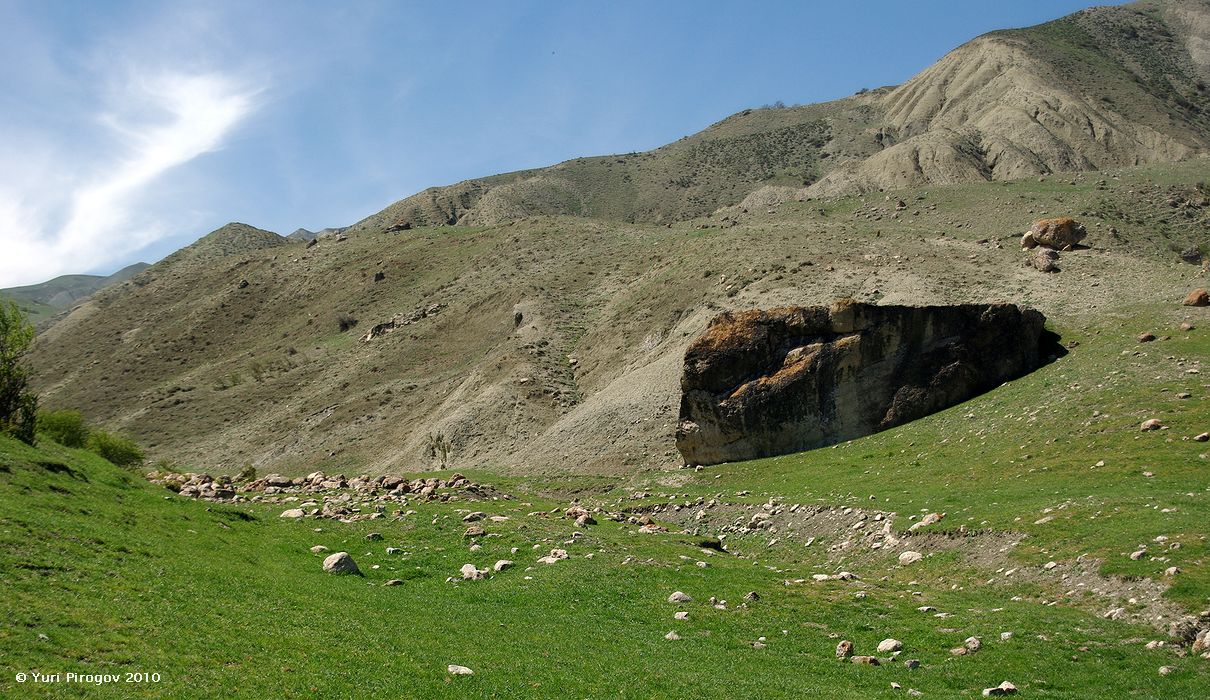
[349, 0, 1210, 232]
[22, 1, 1210, 475]
[287, 227, 348, 242]
[0, 262, 150, 323]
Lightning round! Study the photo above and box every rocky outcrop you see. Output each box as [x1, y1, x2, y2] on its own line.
[676, 300, 1049, 466]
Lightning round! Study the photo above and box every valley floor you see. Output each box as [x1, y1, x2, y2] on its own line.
[3, 306, 1210, 697]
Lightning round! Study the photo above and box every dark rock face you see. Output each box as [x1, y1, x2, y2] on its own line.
[676, 300, 1048, 466]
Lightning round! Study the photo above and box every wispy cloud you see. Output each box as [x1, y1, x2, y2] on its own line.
[0, 70, 260, 287]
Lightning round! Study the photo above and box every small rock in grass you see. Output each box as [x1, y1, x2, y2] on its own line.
[1138, 332, 1156, 343]
[280, 508, 305, 519]
[537, 549, 568, 564]
[385, 579, 403, 586]
[462, 512, 485, 522]
[322, 552, 360, 575]
[310, 545, 329, 554]
[982, 681, 1017, 696]
[744, 591, 761, 602]
[447, 664, 473, 676]
[1141, 419, 1164, 431]
[665, 631, 680, 641]
[1158, 666, 1174, 676]
[904, 659, 920, 669]
[365, 532, 383, 541]
[899, 551, 923, 565]
[836, 640, 854, 658]
[1000, 632, 1013, 641]
[674, 612, 689, 620]
[463, 524, 485, 538]
[668, 591, 692, 603]
[1043, 561, 1058, 570]
[851, 655, 879, 665]
[1130, 550, 1147, 560]
[878, 638, 903, 653]
[493, 560, 513, 572]
[965, 637, 982, 653]
[460, 564, 485, 580]
[1195, 433, 1209, 442]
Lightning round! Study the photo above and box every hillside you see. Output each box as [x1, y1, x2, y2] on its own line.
[0, 262, 149, 323]
[353, 0, 1210, 230]
[24, 160, 1210, 475]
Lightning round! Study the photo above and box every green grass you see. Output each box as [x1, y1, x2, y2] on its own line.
[4, 371, 1210, 700]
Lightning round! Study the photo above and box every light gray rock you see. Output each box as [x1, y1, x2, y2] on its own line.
[322, 552, 360, 575]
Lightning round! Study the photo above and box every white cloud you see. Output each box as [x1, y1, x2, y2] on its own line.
[0, 70, 260, 287]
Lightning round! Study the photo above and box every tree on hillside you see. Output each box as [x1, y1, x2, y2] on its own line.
[0, 300, 38, 444]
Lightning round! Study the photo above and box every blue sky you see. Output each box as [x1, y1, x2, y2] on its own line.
[0, 0, 1123, 286]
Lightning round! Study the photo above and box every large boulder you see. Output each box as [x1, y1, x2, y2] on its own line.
[1028, 218, 1086, 249]
[322, 552, 361, 575]
[676, 300, 1048, 465]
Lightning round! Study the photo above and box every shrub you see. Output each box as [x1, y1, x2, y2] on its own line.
[0, 300, 37, 444]
[87, 430, 145, 468]
[38, 409, 89, 447]
[336, 313, 358, 332]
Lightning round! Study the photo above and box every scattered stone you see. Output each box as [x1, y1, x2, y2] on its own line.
[674, 612, 689, 620]
[909, 512, 944, 532]
[492, 560, 513, 573]
[280, 508, 305, 519]
[462, 512, 486, 522]
[1104, 607, 1127, 620]
[1141, 419, 1164, 431]
[878, 638, 904, 653]
[1158, 666, 1174, 676]
[665, 631, 681, 641]
[744, 591, 761, 602]
[851, 656, 880, 665]
[1184, 289, 1210, 307]
[447, 664, 473, 676]
[464, 524, 485, 538]
[899, 551, 924, 565]
[460, 564, 485, 581]
[1028, 217, 1086, 249]
[950, 646, 969, 656]
[668, 591, 692, 603]
[1130, 550, 1147, 560]
[1137, 332, 1156, 343]
[1195, 433, 1209, 442]
[982, 681, 1018, 696]
[385, 579, 403, 586]
[1020, 232, 1038, 249]
[836, 640, 854, 659]
[322, 552, 360, 575]
[904, 659, 921, 669]
[537, 549, 568, 564]
[365, 532, 383, 541]
[1030, 248, 1059, 272]
[1000, 632, 1013, 641]
[964, 637, 982, 653]
[310, 545, 329, 554]
[1043, 561, 1058, 570]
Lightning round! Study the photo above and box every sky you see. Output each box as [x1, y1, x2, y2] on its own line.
[0, 0, 1126, 287]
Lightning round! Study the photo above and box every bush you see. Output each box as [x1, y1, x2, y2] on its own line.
[0, 300, 37, 444]
[87, 430, 145, 468]
[38, 409, 89, 447]
[336, 313, 358, 332]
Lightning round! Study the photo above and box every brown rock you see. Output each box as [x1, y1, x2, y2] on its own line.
[1030, 248, 1060, 272]
[676, 301, 1048, 465]
[1029, 217, 1087, 249]
[1020, 232, 1038, 249]
[836, 640, 854, 658]
[1141, 419, 1164, 431]
[1137, 332, 1156, 343]
[851, 655, 879, 665]
[1184, 289, 1210, 307]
